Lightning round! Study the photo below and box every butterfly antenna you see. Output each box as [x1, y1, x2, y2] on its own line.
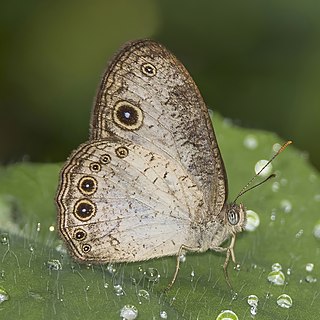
[233, 140, 292, 203]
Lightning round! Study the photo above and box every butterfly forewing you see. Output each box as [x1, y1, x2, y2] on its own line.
[90, 39, 227, 211]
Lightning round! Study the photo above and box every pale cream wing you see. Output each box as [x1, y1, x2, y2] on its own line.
[56, 139, 207, 262]
[90, 39, 227, 213]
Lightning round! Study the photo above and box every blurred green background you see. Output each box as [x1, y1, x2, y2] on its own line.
[1, 0, 320, 169]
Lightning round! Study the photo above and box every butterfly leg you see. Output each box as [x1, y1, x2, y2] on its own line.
[210, 233, 237, 289]
[165, 244, 201, 292]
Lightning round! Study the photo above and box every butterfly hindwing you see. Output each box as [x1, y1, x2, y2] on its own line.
[57, 139, 209, 262]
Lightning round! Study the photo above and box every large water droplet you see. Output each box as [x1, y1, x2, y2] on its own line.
[160, 310, 168, 319]
[0, 287, 9, 304]
[244, 135, 258, 149]
[267, 270, 285, 285]
[313, 221, 320, 239]
[244, 210, 260, 232]
[247, 294, 259, 306]
[254, 160, 272, 177]
[216, 310, 239, 320]
[120, 305, 138, 320]
[276, 294, 293, 308]
[280, 199, 292, 213]
[271, 263, 282, 271]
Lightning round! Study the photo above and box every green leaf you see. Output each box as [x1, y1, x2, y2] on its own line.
[1, 113, 319, 319]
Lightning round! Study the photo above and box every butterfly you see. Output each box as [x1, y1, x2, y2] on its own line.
[56, 39, 290, 288]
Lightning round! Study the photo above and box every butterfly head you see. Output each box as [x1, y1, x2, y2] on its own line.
[224, 202, 246, 234]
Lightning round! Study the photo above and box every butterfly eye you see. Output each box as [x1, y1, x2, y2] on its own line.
[227, 209, 239, 225]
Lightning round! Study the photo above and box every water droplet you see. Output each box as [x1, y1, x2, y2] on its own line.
[280, 199, 292, 213]
[103, 282, 109, 289]
[306, 263, 314, 272]
[305, 275, 317, 283]
[244, 135, 258, 149]
[179, 253, 186, 262]
[113, 284, 125, 296]
[271, 182, 280, 192]
[267, 270, 285, 285]
[120, 305, 138, 320]
[107, 263, 116, 274]
[314, 194, 320, 202]
[0, 233, 9, 245]
[280, 178, 288, 186]
[244, 210, 260, 232]
[286, 268, 292, 275]
[271, 263, 282, 271]
[137, 289, 150, 302]
[49, 225, 55, 232]
[270, 209, 277, 221]
[144, 267, 160, 283]
[47, 259, 62, 271]
[29, 244, 35, 252]
[233, 264, 241, 272]
[313, 221, 320, 239]
[247, 294, 259, 306]
[160, 310, 168, 319]
[276, 294, 293, 309]
[28, 291, 44, 301]
[0, 287, 9, 304]
[295, 229, 304, 238]
[250, 305, 258, 317]
[55, 243, 67, 254]
[36, 222, 41, 232]
[216, 310, 239, 320]
[231, 291, 238, 301]
[254, 160, 272, 177]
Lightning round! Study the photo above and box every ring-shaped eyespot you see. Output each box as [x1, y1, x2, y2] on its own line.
[227, 209, 240, 226]
[141, 62, 157, 77]
[78, 176, 97, 196]
[74, 228, 87, 241]
[100, 154, 111, 164]
[82, 244, 91, 253]
[113, 101, 143, 131]
[115, 146, 129, 158]
[74, 199, 96, 221]
[89, 162, 101, 173]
